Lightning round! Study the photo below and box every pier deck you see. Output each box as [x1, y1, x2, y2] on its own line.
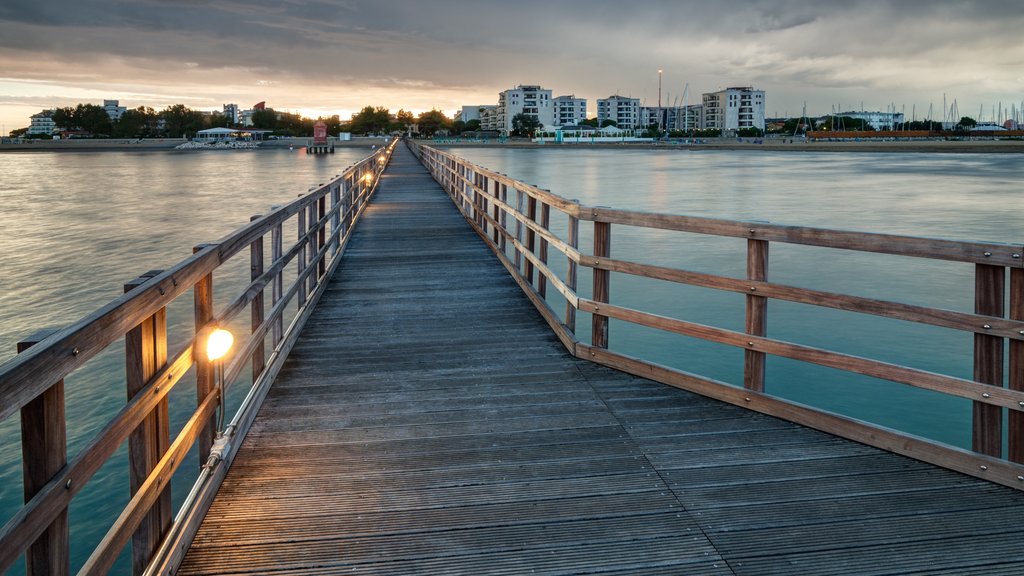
[179, 145, 1024, 575]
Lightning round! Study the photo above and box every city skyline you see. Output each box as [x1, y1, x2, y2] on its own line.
[2, 0, 1024, 133]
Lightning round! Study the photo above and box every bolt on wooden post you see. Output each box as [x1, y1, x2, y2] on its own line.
[18, 328, 69, 576]
[124, 271, 170, 575]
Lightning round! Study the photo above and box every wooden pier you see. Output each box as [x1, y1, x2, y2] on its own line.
[1, 141, 1023, 575]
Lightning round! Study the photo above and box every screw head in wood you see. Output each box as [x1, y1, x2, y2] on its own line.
[748, 342, 754, 346]
[982, 393, 991, 398]
[66, 479, 72, 489]
[983, 325, 992, 330]
[72, 348, 79, 356]
[983, 252, 992, 257]
[1013, 253, 1021, 259]
[980, 465, 988, 471]
[749, 287, 757, 292]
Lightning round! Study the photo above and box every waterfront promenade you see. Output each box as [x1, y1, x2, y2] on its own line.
[177, 144, 1024, 575]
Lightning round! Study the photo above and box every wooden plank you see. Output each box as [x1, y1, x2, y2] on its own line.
[192, 250, 215, 466]
[592, 221, 611, 348]
[973, 264, 1005, 456]
[577, 344, 1024, 489]
[538, 202, 550, 298]
[124, 272, 171, 576]
[566, 210, 580, 333]
[17, 330, 68, 576]
[250, 215, 266, 382]
[588, 206, 1024, 267]
[1010, 268, 1024, 463]
[583, 255, 1024, 340]
[744, 239, 768, 392]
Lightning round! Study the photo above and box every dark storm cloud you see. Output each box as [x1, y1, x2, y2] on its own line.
[1, 0, 1022, 122]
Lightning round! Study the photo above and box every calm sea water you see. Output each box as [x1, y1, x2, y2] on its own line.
[0, 145, 1021, 573]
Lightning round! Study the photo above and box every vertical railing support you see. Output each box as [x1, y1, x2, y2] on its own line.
[514, 189, 524, 272]
[973, 263, 1005, 457]
[330, 183, 341, 255]
[744, 239, 769, 392]
[538, 202, 550, 298]
[307, 202, 318, 296]
[318, 194, 327, 277]
[499, 184, 508, 255]
[297, 205, 307, 306]
[18, 328, 68, 576]
[1009, 267, 1023, 463]
[525, 196, 538, 284]
[124, 271, 170, 576]
[491, 179, 501, 245]
[250, 216, 265, 381]
[566, 205, 580, 333]
[192, 247, 215, 464]
[270, 219, 283, 347]
[592, 221, 611, 349]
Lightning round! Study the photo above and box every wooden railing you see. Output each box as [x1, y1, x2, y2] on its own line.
[408, 140, 1024, 490]
[0, 140, 397, 576]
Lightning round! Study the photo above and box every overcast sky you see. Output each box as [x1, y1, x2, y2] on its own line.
[2, 0, 1023, 132]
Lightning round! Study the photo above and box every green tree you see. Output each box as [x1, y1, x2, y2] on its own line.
[159, 104, 205, 137]
[251, 109, 278, 130]
[464, 119, 481, 131]
[511, 113, 541, 137]
[349, 106, 391, 135]
[51, 107, 76, 131]
[113, 107, 157, 137]
[417, 109, 450, 136]
[599, 119, 618, 128]
[957, 116, 977, 129]
[394, 109, 415, 132]
[782, 117, 815, 134]
[78, 104, 112, 135]
[737, 127, 764, 137]
[207, 112, 230, 129]
[579, 118, 599, 128]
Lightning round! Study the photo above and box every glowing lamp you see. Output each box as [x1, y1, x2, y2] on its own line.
[206, 328, 234, 362]
[363, 173, 374, 183]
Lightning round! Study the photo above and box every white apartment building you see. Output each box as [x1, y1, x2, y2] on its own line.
[702, 87, 765, 131]
[496, 85, 554, 134]
[103, 99, 127, 121]
[223, 103, 240, 124]
[480, 108, 498, 132]
[597, 96, 640, 129]
[675, 104, 704, 131]
[28, 110, 56, 135]
[835, 111, 905, 130]
[553, 95, 587, 126]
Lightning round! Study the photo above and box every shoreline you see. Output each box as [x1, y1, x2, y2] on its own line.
[4, 136, 1024, 154]
[0, 137, 387, 153]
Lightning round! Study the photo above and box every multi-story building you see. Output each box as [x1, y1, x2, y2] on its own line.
[28, 110, 56, 135]
[103, 99, 127, 121]
[597, 96, 640, 129]
[553, 95, 587, 126]
[702, 87, 765, 132]
[223, 103, 240, 125]
[496, 85, 554, 134]
[480, 107, 498, 132]
[835, 110, 905, 131]
[674, 104, 704, 132]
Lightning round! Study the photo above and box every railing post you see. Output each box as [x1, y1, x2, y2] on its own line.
[270, 218, 284, 347]
[307, 202, 318, 296]
[499, 184, 508, 254]
[973, 263, 1005, 457]
[330, 183, 341, 255]
[592, 221, 611, 348]
[192, 247, 215, 464]
[566, 205, 580, 333]
[250, 216, 265, 381]
[538, 201, 550, 298]
[744, 239, 769, 392]
[525, 196, 537, 284]
[1009, 267, 1023, 463]
[319, 193, 328, 272]
[18, 329, 68, 576]
[124, 271, 170, 576]
[491, 179, 500, 245]
[297, 204, 307, 306]
[514, 189, 524, 272]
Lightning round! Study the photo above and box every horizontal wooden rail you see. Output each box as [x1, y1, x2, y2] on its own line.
[0, 140, 397, 575]
[409, 140, 1024, 490]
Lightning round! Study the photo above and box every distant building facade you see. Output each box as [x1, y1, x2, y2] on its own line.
[223, 103, 240, 125]
[674, 104, 704, 131]
[597, 96, 640, 129]
[460, 105, 496, 124]
[28, 110, 56, 135]
[480, 107, 498, 131]
[835, 110, 905, 130]
[496, 85, 554, 134]
[103, 100, 127, 121]
[553, 95, 587, 127]
[702, 87, 765, 131]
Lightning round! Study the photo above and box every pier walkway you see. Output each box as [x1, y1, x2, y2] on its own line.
[177, 145, 1024, 575]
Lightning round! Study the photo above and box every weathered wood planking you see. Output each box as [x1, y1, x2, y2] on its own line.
[179, 144, 1024, 576]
